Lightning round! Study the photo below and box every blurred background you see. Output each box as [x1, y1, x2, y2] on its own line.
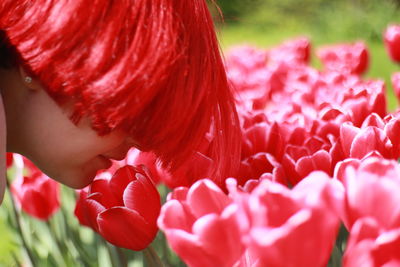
[213, 0, 400, 109]
[215, 0, 400, 44]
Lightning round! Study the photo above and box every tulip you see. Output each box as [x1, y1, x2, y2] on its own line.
[225, 45, 268, 75]
[317, 42, 369, 75]
[11, 156, 60, 221]
[391, 72, 400, 104]
[235, 172, 343, 267]
[124, 148, 165, 185]
[334, 156, 400, 230]
[6, 152, 13, 168]
[269, 37, 311, 65]
[343, 218, 400, 267]
[237, 152, 285, 186]
[74, 165, 160, 251]
[384, 24, 400, 63]
[158, 179, 245, 267]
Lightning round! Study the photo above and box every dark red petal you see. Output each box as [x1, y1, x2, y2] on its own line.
[21, 190, 59, 220]
[90, 179, 122, 208]
[74, 190, 92, 227]
[123, 179, 161, 223]
[85, 198, 106, 232]
[97, 207, 158, 251]
[109, 166, 137, 199]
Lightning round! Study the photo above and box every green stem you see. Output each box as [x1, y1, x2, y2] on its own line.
[116, 247, 128, 267]
[58, 195, 91, 264]
[101, 237, 120, 267]
[46, 219, 68, 266]
[143, 245, 165, 267]
[6, 177, 36, 267]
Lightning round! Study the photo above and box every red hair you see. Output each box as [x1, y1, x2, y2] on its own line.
[0, 0, 241, 182]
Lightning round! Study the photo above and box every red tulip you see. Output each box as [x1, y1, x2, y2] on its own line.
[74, 165, 160, 251]
[158, 179, 245, 267]
[6, 152, 13, 168]
[11, 155, 60, 221]
[384, 24, 400, 63]
[124, 148, 165, 185]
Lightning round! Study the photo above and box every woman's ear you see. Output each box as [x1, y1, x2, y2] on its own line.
[18, 66, 42, 91]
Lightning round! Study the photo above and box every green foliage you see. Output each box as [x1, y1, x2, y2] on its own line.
[312, 0, 399, 43]
[0, 200, 19, 266]
[213, 0, 260, 22]
[217, 0, 400, 43]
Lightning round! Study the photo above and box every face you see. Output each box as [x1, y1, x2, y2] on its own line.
[2, 68, 135, 188]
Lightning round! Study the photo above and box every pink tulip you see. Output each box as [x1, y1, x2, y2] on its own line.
[225, 45, 268, 74]
[343, 218, 400, 267]
[335, 156, 400, 230]
[74, 165, 160, 251]
[339, 123, 393, 159]
[391, 72, 400, 103]
[282, 142, 333, 185]
[269, 37, 311, 65]
[158, 179, 245, 267]
[335, 114, 400, 162]
[232, 172, 343, 267]
[317, 42, 369, 75]
[384, 24, 400, 63]
[11, 155, 60, 221]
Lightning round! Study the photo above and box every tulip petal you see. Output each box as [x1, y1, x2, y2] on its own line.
[97, 207, 157, 251]
[167, 187, 188, 202]
[295, 150, 331, 178]
[74, 190, 91, 227]
[123, 176, 161, 223]
[109, 166, 136, 198]
[350, 127, 392, 159]
[187, 179, 231, 217]
[22, 190, 58, 220]
[90, 179, 122, 208]
[162, 229, 219, 267]
[192, 212, 244, 267]
[158, 199, 195, 232]
[340, 123, 360, 156]
[85, 197, 106, 232]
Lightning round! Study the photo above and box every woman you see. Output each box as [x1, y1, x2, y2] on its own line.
[0, 0, 240, 203]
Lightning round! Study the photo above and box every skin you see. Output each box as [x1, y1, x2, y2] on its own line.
[0, 66, 136, 201]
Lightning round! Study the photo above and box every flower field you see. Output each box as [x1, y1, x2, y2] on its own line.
[3, 25, 400, 267]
